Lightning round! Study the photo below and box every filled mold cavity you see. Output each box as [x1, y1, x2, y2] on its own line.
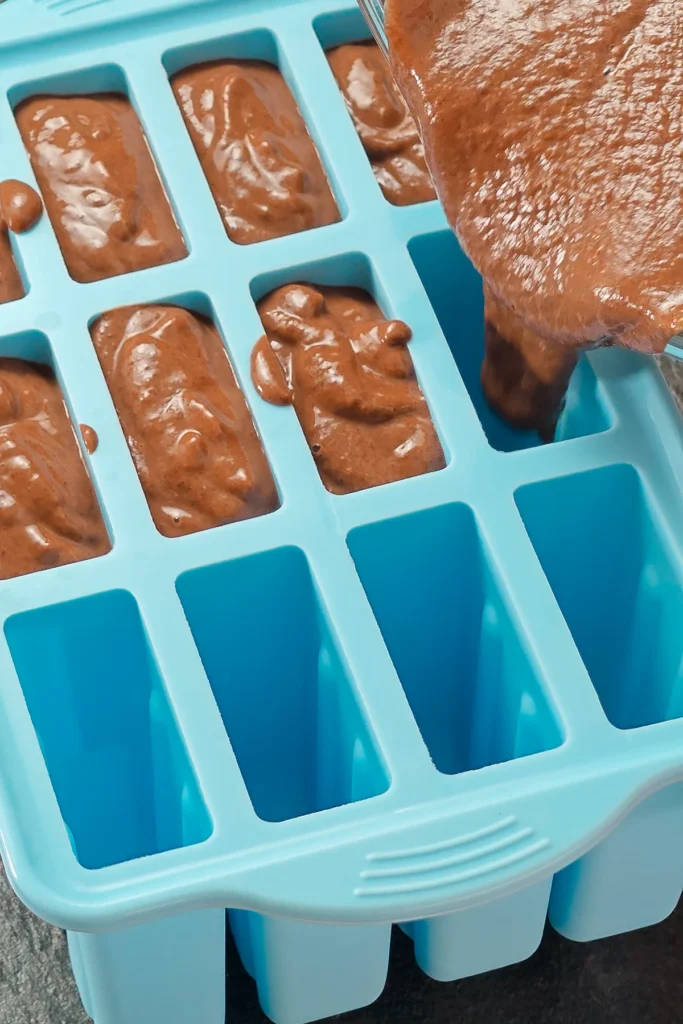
[408, 230, 612, 451]
[164, 29, 340, 244]
[249, 253, 445, 494]
[176, 547, 389, 822]
[516, 465, 683, 730]
[10, 64, 187, 283]
[0, 330, 109, 580]
[89, 294, 279, 538]
[316, 11, 437, 207]
[348, 503, 562, 774]
[5, 590, 211, 869]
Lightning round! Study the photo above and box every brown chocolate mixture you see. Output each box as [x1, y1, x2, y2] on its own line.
[0, 359, 109, 580]
[0, 180, 43, 234]
[328, 41, 435, 206]
[172, 61, 339, 244]
[251, 284, 445, 493]
[15, 94, 186, 283]
[0, 179, 38, 304]
[0, 235, 23, 305]
[386, 0, 683, 437]
[80, 424, 98, 454]
[91, 305, 278, 537]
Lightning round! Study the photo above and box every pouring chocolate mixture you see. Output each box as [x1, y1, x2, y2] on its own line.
[384, 0, 682, 438]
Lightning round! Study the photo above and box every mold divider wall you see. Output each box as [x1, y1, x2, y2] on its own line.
[133, 577, 260, 837]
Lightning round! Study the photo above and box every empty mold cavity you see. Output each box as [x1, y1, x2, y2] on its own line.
[5, 590, 211, 869]
[348, 504, 562, 774]
[10, 64, 186, 283]
[516, 465, 683, 730]
[408, 230, 611, 451]
[177, 547, 389, 822]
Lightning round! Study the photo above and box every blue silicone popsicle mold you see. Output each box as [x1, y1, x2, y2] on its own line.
[1, 1, 683, 1022]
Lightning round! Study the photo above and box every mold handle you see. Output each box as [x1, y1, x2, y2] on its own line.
[225, 765, 676, 923]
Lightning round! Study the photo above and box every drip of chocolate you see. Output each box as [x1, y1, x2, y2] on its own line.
[0, 235, 23, 305]
[172, 61, 339, 244]
[385, 0, 683, 438]
[252, 283, 445, 493]
[0, 180, 42, 234]
[80, 424, 98, 455]
[91, 305, 278, 537]
[0, 180, 38, 304]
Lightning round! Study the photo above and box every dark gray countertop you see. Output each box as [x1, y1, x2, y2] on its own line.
[0, 354, 681, 1024]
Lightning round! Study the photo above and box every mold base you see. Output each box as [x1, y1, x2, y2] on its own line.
[550, 785, 683, 942]
[403, 877, 552, 982]
[230, 911, 391, 1024]
[67, 910, 225, 1024]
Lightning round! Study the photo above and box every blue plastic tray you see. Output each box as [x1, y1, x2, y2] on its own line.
[1, 1, 683, 1022]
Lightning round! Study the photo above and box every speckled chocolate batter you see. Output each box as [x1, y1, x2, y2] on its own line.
[386, 0, 683, 436]
[0, 360, 109, 580]
[328, 41, 435, 206]
[252, 284, 444, 493]
[91, 305, 278, 537]
[172, 60, 339, 244]
[15, 94, 186, 282]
